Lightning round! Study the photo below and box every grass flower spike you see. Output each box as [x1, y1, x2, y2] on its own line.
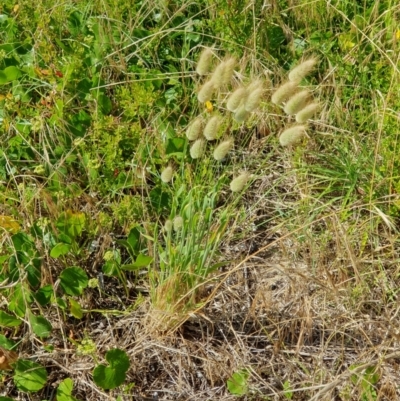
[296, 102, 319, 123]
[230, 172, 250, 192]
[198, 80, 215, 103]
[279, 125, 307, 146]
[234, 106, 250, 123]
[227, 87, 247, 112]
[190, 138, 206, 159]
[244, 87, 264, 112]
[161, 166, 174, 183]
[288, 57, 318, 82]
[221, 57, 236, 86]
[164, 219, 173, 232]
[284, 90, 310, 115]
[271, 81, 298, 105]
[173, 216, 183, 231]
[196, 47, 213, 75]
[213, 138, 234, 160]
[204, 115, 221, 141]
[186, 118, 202, 141]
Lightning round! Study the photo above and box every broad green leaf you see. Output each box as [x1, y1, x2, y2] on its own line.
[56, 297, 67, 310]
[227, 368, 250, 396]
[69, 298, 83, 319]
[0, 66, 22, 84]
[0, 334, 16, 350]
[166, 137, 185, 156]
[8, 284, 30, 317]
[29, 313, 52, 338]
[0, 311, 21, 327]
[0, 397, 14, 401]
[11, 232, 33, 252]
[34, 285, 53, 306]
[50, 242, 71, 258]
[97, 93, 112, 114]
[57, 378, 80, 401]
[93, 349, 130, 390]
[149, 187, 171, 212]
[14, 360, 47, 392]
[122, 254, 153, 271]
[56, 210, 86, 238]
[60, 267, 88, 296]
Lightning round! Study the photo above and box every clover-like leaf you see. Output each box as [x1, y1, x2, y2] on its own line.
[93, 349, 130, 390]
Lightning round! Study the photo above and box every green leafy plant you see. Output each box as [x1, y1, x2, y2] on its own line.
[13, 360, 47, 392]
[57, 378, 82, 401]
[350, 365, 379, 401]
[227, 368, 250, 396]
[93, 349, 130, 390]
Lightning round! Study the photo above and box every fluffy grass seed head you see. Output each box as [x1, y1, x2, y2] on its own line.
[209, 60, 226, 88]
[186, 118, 202, 141]
[226, 87, 247, 112]
[230, 172, 250, 192]
[213, 137, 234, 161]
[190, 138, 206, 159]
[161, 166, 174, 183]
[295, 102, 320, 123]
[279, 125, 307, 147]
[271, 81, 298, 105]
[164, 219, 173, 232]
[203, 115, 222, 141]
[221, 57, 236, 86]
[198, 80, 215, 103]
[244, 87, 264, 112]
[234, 105, 250, 123]
[173, 216, 183, 232]
[288, 57, 318, 82]
[284, 90, 310, 115]
[196, 47, 214, 75]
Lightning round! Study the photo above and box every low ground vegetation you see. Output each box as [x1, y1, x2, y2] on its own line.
[0, 0, 400, 400]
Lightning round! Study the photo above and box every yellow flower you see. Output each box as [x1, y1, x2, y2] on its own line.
[205, 100, 213, 112]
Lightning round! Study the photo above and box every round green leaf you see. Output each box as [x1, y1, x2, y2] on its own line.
[29, 313, 52, 338]
[50, 242, 71, 258]
[93, 349, 130, 390]
[14, 360, 47, 392]
[60, 267, 88, 296]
